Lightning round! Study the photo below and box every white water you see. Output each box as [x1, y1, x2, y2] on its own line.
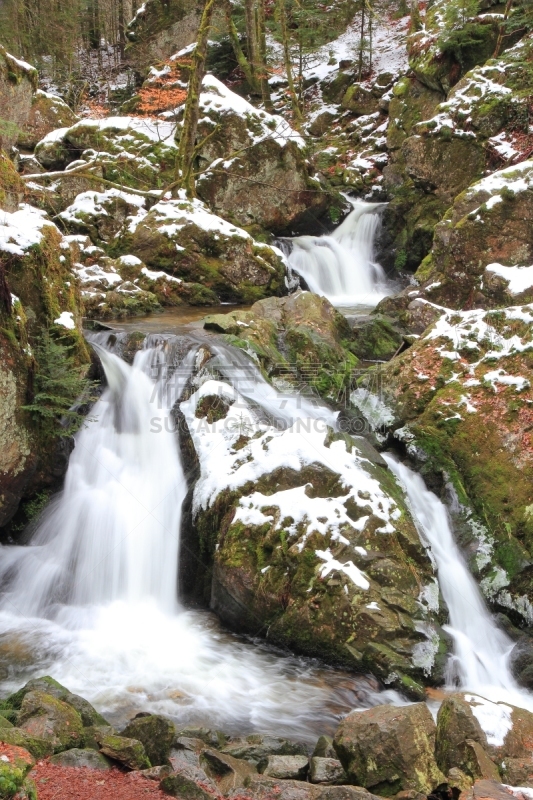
[0, 338, 394, 738]
[385, 455, 533, 712]
[286, 201, 391, 308]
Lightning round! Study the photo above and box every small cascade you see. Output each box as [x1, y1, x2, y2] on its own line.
[284, 201, 391, 308]
[385, 455, 533, 710]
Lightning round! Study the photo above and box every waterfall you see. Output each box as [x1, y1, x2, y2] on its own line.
[384, 455, 533, 710]
[0, 336, 394, 737]
[285, 201, 391, 307]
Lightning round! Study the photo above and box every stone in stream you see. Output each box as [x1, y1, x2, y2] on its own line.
[221, 735, 308, 767]
[309, 757, 346, 785]
[49, 748, 113, 770]
[121, 712, 175, 766]
[510, 637, 533, 691]
[260, 755, 309, 780]
[333, 703, 446, 795]
[17, 690, 85, 753]
[98, 732, 151, 770]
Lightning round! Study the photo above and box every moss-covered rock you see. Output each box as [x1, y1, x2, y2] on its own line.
[0, 150, 24, 212]
[0, 727, 54, 759]
[333, 703, 446, 795]
[121, 714, 175, 766]
[98, 732, 151, 770]
[125, 0, 200, 76]
[0, 46, 37, 151]
[373, 303, 533, 625]
[17, 90, 78, 150]
[130, 195, 285, 304]
[17, 690, 85, 753]
[4, 676, 108, 728]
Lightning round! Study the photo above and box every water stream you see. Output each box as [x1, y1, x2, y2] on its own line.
[385, 455, 533, 712]
[284, 201, 392, 308]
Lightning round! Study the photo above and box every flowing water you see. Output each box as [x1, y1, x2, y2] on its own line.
[385, 455, 533, 712]
[0, 335, 400, 738]
[284, 201, 392, 308]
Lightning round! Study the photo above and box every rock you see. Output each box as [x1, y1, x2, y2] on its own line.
[435, 694, 488, 775]
[49, 748, 113, 770]
[140, 764, 172, 780]
[501, 758, 533, 788]
[308, 111, 337, 138]
[34, 127, 75, 170]
[160, 764, 218, 800]
[0, 150, 24, 212]
[333, 703, 446, 795]
[130, 196, 285, 304]
[0, 727, 54, 759]
[309, 757, 346, 785]
[126, 0, 200, 75]
[6, 676, 109, 727]
[0, 716, 13, 729]
[17, 90, 78, 150]
[17, 690, 85, 753]
[341, 85, 381, 116]
[447, 767, 473, 794]
[261, 755, 309, 780]
[510, 637, 533, 690]
[245, 776, 317, 800]
[0, 46, 37, 150]
[201, 748, 256, 793]
[121, 713, 175, 766]
[192, 75, 329, 234]
[313, 736, 337, 759]
[462, 779, 516, 800]
[59, 188, 148, 245]
[351, 315, 404, 361]
[221, 735, 308, 767]
[98, 733, 151, 770]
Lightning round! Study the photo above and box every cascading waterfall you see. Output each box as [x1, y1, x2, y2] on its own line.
[385, 455, 533, 711]
[0, 335, 395, 737]
[285, 201, 391, 307]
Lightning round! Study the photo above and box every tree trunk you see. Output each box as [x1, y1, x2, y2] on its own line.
[256, 0, 274, 111]
[118, 0, 125, 58]
[493, 0, 513, 58]
[277, 0, 302, 122]
[223, 0, 258, 91]
[244, 0, 259, 94]
[176, 0, 217, 197]
[358, 0, 366, 81]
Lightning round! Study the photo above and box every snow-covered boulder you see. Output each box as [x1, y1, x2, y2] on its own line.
[17, 90, 78, 150]
[189, 76, 330, 233]
[180, 348, 445, 698]
[129, 195, 286, 304]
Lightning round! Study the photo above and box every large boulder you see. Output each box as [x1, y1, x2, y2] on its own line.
[333, 703, 446, 795]
[4, 676, 108, 728]
[0, 727, 53, 759]
[192, 75, 329, 234]
[180, 335, 446, 696]
[17, 90, 78, 150]
[130, 195, 286, 304]
[0, 46, 37, 151]
[98, 732, 151, 770]
[17, 690, 85, 753]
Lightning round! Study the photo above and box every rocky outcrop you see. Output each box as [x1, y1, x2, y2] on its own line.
[0, 205, 88, 533]
[366, 303, 533, 629]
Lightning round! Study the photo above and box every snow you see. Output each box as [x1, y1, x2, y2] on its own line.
[181, 375, 402, 566]
[37, 126, 70, 145]
[486, 263, 533, 295]
[464, 694, 513, 747]
[468, 161, 533, 200]
[54, 311, 75, 330]
[199, 74, 305, 150]
[316, 549, 370, 590]
[117, 255, 142, 267]
[66, 116, 177, 147]
[484, 369, 530, 392]
[141, 267, 181, 283]
[0, 205, 57, 257]
[60, 189, 146, 226]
